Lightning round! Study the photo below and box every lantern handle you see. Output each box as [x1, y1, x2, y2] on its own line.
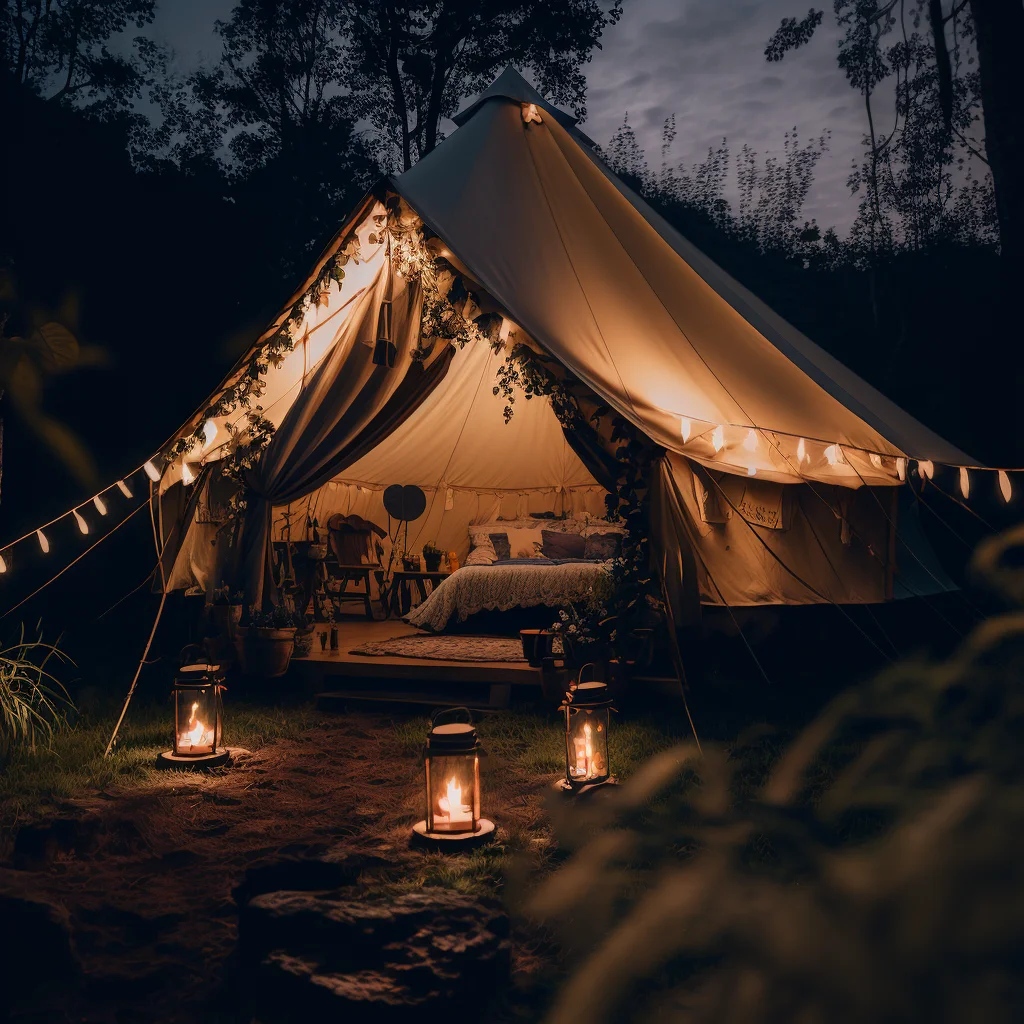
[430, 706, 475, 729]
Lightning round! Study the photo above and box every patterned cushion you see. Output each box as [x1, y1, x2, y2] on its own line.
[584, 532, 622, 561]
[542, 529, 586, 559]
[488, 532, 511, 561]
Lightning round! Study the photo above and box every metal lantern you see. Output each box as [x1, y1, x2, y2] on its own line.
[156, 656, 230, 770]
[559, 679, 616, 791]
[413, 708, 494, 846]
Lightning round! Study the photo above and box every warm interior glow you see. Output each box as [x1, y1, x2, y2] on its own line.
[743, 429, 758, 452]
[181, 461, 196, 486]
[437, 776, 471, 828]
[712, 425, 724, 452]
[73, 510, 89, 535]
[144, 460, 161, 482]
[680, 417, 691, 443]
[999, 470, 1012, 503]
[178, 700, 214, 752]
[117, 479, 132, 498]
[37, 529, 49, 553]
[570, 717, 607, 782]
[959, 466, 970, 499]
[93, 494, 108, 515]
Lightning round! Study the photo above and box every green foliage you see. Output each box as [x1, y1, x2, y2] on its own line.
[422, 540, 443, 557]
[526, 527, 1024, 1023]
[246, 603, 307, 630]
[0, 627, 75, 758]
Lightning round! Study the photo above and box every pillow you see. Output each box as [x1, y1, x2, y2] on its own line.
[488, 532, 511, 561]
[465, 530, 497, 565]
[542, 529, 586, 560]
[501, 526, 545, 559]
[584, 532, 622, 561]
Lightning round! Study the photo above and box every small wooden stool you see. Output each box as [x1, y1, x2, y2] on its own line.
[331, 564, 376, 620]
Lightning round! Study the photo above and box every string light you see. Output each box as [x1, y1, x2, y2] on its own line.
[797, 438, 807, 464]
[917, 460, 934, 480]
[144, 460, 161, 482]
[747, 465, 757, 477]
[824, 444, 845, 466]
[117, 480, 132, 498]
[201, 419, 218, 450]
[743, 429, 758, 452]
[999, 470, 1012, 503]
[93, 495, 108, 516]
[869, 453, 883, 469]
[37, 530, 50, 553]
[181, 461, 196, 486]
[712, 425, 724, 452]
[73, 510, 89, 535]
[680, 417, 691, 443]
[0, 552, 7, 574]
[897, 458, 907, 481]
[959, 466, 970, 499]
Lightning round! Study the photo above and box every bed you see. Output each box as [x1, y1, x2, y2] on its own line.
[405, 559, 613, 633]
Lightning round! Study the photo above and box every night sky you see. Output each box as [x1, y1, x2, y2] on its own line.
[145, 0, 861, 230]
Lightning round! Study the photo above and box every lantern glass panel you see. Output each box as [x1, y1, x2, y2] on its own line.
[173, 686, 221, 756]
[425, 752, 480, 834]
[565, 707, 610, 785]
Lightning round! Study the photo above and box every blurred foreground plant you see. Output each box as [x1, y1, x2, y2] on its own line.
[0, 626, 76, 758]
[525, 525, 1024, 1024]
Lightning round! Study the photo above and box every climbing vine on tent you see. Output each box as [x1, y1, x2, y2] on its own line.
[496, 343, 664, 656]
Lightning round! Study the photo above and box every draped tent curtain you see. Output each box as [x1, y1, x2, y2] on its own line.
[238, 263, 453, 607]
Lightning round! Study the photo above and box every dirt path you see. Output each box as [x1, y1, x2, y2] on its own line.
[4, 713, 555, 1022]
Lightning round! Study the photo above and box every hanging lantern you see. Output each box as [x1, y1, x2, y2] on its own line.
[73, 510, 89, 535]
[156, 655, 229, 769]
[413, 708, 494, 846]
[998, 470, 1012, 504]
[93, 494, 108, 516]
[144, 460, 161, 482]
[117, 479, 133, 498]
[558, 679, 616, 792]
[372, 299, 396, 368]
[959, 466, 970, 499]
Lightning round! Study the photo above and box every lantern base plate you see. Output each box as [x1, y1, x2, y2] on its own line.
[553, 776, 619, 796]
[156, 748, 232, 771]
[411, 818, 496, 848]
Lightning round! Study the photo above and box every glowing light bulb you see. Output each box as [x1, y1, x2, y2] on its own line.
[680, 417, 691, 443]
[712, 425, 724, 452]
[117, 479, 132, 498]
[0, 552, 7, 573]
[201, 419, 218, 450]
[73, 510, 89, 535]
[743, 429, 758, 452]
[918, 460, 934, 480]
[797, 438, 807, 463]
[824, 444, 845, 466]
[181, 461, 196, 486]
[144, 460, 161, 482]
[747, 465, 757, 476]
[870, 453, 883, 469]
[998, 470, 1012, 503]
[93, 495, 107, 516]
[37, 530, 50, 553]
[521, 102, 542, 124]
[959, 466, 970, 499]
[897, 458, 907, 482]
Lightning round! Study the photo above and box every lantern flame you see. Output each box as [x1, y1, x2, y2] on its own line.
[438, 777, 471, 827]
[178, 700, 213, 752]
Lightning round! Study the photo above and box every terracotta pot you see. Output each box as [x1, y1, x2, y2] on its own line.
[519, 628, 547, 667]
[235, 626, 297, 677]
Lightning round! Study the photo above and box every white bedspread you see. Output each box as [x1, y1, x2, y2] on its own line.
[405, 562, 612, 633]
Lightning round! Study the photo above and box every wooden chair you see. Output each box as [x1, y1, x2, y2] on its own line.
[323, 514, 384, 621]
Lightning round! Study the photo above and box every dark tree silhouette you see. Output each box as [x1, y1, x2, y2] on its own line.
[340, 0, 624, 170]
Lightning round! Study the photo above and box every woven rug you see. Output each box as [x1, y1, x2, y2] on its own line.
[349, 634, 526, 663]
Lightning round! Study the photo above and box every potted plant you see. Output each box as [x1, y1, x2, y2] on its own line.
[422, 541, 444, 573]
[210, 583, 244, 638]
[401, 551, 420, 572]
[235, 604, 302, 677]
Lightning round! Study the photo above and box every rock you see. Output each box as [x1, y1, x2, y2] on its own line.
[0, 874, 80, 994]
[233, 847, 395, 906]
[237, 889, 510, 1021]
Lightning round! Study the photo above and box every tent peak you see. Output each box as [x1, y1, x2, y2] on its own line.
[452, 66, 589, 141]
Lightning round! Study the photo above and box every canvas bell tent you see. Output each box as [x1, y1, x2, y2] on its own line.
[156, 67, 963, 626]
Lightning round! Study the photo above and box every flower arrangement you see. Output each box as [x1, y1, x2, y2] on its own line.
[246, 604, 307, 631]
[422, 541, 444, 571]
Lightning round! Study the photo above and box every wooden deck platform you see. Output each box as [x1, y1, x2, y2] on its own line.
[291, 618, 540, 712]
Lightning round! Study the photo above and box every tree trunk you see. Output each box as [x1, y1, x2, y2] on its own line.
[927, 0, 954, 133]
[971, 0, 1024, 274]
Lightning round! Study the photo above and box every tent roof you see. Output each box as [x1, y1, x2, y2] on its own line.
[392, 68, 974, 479]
